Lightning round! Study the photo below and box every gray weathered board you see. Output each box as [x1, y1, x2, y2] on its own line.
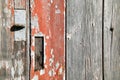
[0, 0, 29, 80]
[104, 0, 120, 80]
[67, 0, 120, 80]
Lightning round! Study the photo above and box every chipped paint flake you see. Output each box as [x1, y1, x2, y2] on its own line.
[31, 14, 39, 29]
[50, 0, 53, 4]
[67, 33, 72, 40]
[59, 67, 63, 74]
[46, 36, 49, 39]
[11, 67, 15, 78]
[49, 58, 54, 66]
[55, 5, 58, 8]
[56, 62, 60, 69]
[55, 9, 61, 14]
[40, 69, 45, 75]
[51, 49, 54, 54]
[32, 75, 38, 80]
[49, 69, 56, 76]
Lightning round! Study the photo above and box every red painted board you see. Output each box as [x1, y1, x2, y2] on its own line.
[30, 0, 65, 80]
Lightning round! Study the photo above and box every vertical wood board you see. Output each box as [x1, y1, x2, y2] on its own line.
[0, 0, 14, 79]
[30, 0, 65, 80]
[67, 0, 103, 80]
[104, 0, 120, 80]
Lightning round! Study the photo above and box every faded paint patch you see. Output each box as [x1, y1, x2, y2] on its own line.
[31, 14, 39, 29]
[14, 10, 26, 41]
[11, 67, 15, 78]
[55, 9, 61, 14]
[59, 67, 63, 75]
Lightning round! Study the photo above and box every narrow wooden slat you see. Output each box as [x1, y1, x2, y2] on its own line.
[67, 0, 103, 80]
[13, 9, 28, 80]
[104, 0, 120, 80]
[0, 0, 2, 58]
[14, 0, 26, 9]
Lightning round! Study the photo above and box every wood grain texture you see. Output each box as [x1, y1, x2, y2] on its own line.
[67, 0, 103, 80]
[0, 0, 29, 79]
[14, 0, 26, 9]
[104, 0, 120, 80]
[0, 0, 14, 79]
[30, 0, 65, 80]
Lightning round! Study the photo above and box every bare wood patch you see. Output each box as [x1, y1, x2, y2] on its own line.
[14, 0, 26, 9]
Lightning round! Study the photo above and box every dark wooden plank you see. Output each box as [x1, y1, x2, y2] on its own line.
[35, 37, 44, 71]
[67, 0, 103, 80]
[104, 0, 120, 80]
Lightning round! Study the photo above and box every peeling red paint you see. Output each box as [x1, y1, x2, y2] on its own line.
[30, 0, 65, 80]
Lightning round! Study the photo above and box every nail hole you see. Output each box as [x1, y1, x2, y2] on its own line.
[110, 27, 114, 32]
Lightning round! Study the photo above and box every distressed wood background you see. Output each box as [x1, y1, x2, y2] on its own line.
[0, 0, 120, 80]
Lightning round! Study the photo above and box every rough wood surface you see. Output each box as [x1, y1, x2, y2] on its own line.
[30, 0, 65, 80]
[0, 0, 14, 79]
[104, 0, 120, 80]
[67, 0, 103, 80]
[0, 0, 29, 79]
[14, 0, 26, 9]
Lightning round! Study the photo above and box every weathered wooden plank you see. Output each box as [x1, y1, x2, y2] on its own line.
[0, 0, 29, 80]
[13, 5, 28, 80]
[30, 0, 65, 80]
[104, 0, 120, 80]
[67, 0, 103, 80]
[14, 0, 26, 9]
[0, 0, 14, 79]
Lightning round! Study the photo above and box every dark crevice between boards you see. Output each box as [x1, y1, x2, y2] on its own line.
[102, 0, 105, 80]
